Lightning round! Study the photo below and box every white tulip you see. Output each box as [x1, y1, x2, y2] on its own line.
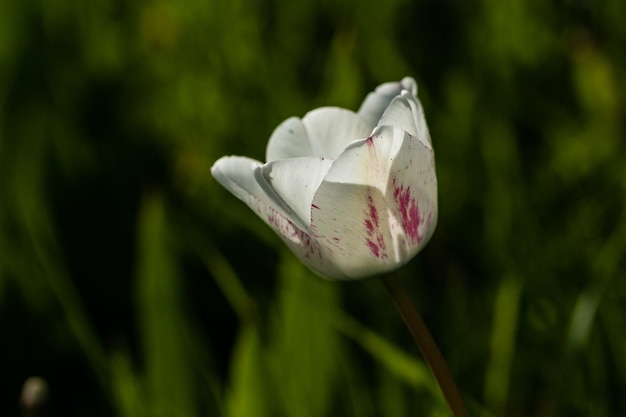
[211, 77, 437, 280]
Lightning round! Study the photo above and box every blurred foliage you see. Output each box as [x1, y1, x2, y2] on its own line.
[1, 0, 625, 416]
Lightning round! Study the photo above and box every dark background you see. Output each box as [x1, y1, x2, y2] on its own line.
[1, 0, 625, 416]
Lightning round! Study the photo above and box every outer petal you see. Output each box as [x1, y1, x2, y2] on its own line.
[211, 156, 342, 278]
[211, 156, 300, 229]
[301, 107, 371, 159]
[357, 77, 417, 129]
[377, 90, 432, 149]
[266, 117, 312, 162]
[259, 156, 333, 228]
[309, 125, 437, 279]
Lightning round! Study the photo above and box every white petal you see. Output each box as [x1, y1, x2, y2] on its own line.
[308, 125, 437, 279]
[357, 77, 417, 128]
[302, 107, 371, 159]
[265, 117, 312, 162]
[211, 156, 342, 279]
[210, 156, 303, 231]
[259, 157, 333, 228]
[211, 156, 266, 207]
[377, 90, 432, 149]
[400, 76, 418, 96]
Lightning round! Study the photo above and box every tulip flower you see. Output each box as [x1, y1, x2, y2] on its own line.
[212, 78, 469, 417]
[211, 77, 437, 280]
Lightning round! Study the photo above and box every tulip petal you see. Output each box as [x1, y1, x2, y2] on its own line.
[211, 156, 340, 278]
[259, 157, 333, 228]
[211, 156, 296, 226]
[357, 77, 417, 128]
[266, 117, 312, 162]
[302, 107, 371, 159]
[377, 90, 432, 149]
[309, 125, 437, 279]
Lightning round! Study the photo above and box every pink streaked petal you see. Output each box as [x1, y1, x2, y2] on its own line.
[384, 129, 437, 253]
[262, 205, 341, 279]
[309, 180, 397, 279]
[211, 156, 302, 230]
[211, 156, 340, 278]
[259, 157, 333, 228]
[309, 125, 437, 279]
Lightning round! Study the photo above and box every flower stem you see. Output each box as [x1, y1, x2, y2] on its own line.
[382, 273, 470, 417]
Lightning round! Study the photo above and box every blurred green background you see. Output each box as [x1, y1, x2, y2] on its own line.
[1, 0, 625, 416]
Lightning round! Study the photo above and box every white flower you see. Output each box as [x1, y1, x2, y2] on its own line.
[211, 77, 437, 280]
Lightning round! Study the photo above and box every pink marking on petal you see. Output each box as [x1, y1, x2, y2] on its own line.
[364, 194, 387, 259]
[366, 239, 380, 257]
[393, 178, 422, 245]
[266, 205, 323, 261]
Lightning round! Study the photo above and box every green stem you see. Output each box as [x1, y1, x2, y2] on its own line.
[382, 273, 470, 417]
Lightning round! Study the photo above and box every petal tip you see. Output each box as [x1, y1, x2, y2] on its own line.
[400, 77, 418, 96]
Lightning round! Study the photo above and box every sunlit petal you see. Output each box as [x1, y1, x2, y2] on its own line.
[309, 125, 437, 279]
[357, 77, 417, 128]
[211, 156, 340, 278]
[259, 157, 334, 228]
[377, 90, 432, 149]
[266, 117, 312, 162]
[211, 156, 303, 231]
[302, 107, 371, 159]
